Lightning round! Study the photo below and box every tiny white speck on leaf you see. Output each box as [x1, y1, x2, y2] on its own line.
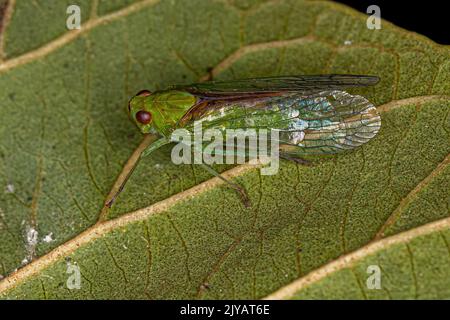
[5, 183, 14, 193]
[154, 163, 162, 169]
[42, 232, 54, 243]
[24, 226, 39, 262]
[26, 227, 39, 247]
[344, 40, 353, 45]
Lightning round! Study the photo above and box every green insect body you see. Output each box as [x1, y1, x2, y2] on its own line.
[180, 90, 380, 157]
[107, 75, 381, 207]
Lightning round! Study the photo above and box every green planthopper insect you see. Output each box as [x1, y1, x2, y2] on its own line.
[106, 74, 381, 208]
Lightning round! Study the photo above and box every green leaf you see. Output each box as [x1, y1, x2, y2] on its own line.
[267, 220, 450, 299]
[0, 0, 449, 299]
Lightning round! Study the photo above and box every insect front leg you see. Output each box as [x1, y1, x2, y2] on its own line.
[199, 163, 251, 208]
[141, 137, 170, 158]
[105, 137, 170, 208]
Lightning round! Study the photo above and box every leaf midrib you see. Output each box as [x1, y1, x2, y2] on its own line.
[263, 215, 450, 300]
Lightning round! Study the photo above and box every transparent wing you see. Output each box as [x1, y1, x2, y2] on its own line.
[172, 74, 379, 97]
[276, 90, 381, 155]
[189, 90, 381, 157]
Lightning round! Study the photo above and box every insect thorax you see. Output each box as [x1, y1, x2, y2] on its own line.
[146, 90, 198, 136]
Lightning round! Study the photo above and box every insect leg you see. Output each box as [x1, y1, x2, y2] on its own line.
[279, 153, 313, 166]
[105, 156, 141, 208]
[199, 163, 251, 208]
[141, 137, 170, 158]
[105, 137, 170, 208]
[204, 67, 214, 81]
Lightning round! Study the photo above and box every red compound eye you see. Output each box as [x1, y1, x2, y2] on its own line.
[136, 110, 152, 124]
[136, 90, 151, 97]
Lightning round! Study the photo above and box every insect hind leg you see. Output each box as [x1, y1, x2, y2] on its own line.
[279, 153, 313, 166]
[199, 163, 250, 208]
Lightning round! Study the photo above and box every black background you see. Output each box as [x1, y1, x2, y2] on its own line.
[336, 0, 448, 45]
